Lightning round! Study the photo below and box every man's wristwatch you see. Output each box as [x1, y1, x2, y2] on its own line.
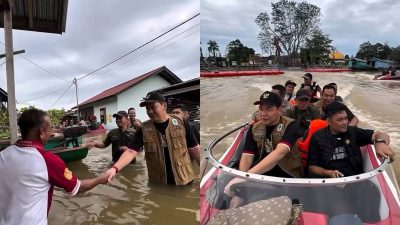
[374, 138, 386, 145]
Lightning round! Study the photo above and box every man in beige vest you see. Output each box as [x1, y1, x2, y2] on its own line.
[224, 91, 303, 206]
[313, 84, 359, 126]
[105, 92, 200, 185]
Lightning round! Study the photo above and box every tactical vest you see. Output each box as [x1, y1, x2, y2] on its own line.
[141, 115, 194, 185]
[252, 116, 304, 178]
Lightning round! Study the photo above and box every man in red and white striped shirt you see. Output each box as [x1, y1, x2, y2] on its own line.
[0, 108, 109, 225]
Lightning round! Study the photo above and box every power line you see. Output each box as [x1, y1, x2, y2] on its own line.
[0, 41, 69, 82]
[79, 23, 200, 87]
[77, 13, 200, 81]
[21, 82, 73, 102]
[49, 82, 74, 109]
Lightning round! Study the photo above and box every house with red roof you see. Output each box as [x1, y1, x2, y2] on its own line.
[73, 66, 182, 129]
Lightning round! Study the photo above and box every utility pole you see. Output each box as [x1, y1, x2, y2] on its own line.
[4, 6, 18, 143]
[73, 78, 79, 122]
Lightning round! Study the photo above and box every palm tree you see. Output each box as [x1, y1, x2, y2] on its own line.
[200, 41, 204, 59]
[207, 40, 220, 59]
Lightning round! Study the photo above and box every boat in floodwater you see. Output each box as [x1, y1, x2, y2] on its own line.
[200, 124, 400, 225]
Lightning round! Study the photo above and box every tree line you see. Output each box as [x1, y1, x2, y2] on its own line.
[203, 0, 400, 67]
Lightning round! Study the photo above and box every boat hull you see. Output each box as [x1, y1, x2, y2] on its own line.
[200, 126, 400, 225]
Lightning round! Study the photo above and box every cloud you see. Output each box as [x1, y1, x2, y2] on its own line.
[0, 0, 199, 110]
[201, 0, 400, 56]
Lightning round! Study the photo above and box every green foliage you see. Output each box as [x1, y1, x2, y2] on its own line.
[255, 0, 321, 56]
[300, 30, 333, 66]
[356, 42, 391, 60]
[389, 46, 400, 62]
[0, 110, 9, 139]
[19, 105, 37, 113]
[47, 108, 66, 127]
[207, 40, 220, 58]
[226, 39, 255, 64]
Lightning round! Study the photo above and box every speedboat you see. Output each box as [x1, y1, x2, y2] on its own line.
[374, 74, 400, 81]
[200, 124, 400, 225]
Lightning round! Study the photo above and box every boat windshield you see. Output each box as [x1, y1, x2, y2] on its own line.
[200, 125, 400, 225]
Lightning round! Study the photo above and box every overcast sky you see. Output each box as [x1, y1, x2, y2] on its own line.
[201, 0, 400, 57]
[0, 0, 199, 110]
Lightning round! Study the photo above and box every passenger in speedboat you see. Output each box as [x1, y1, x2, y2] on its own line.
[313, 84, 359, 126]
[300, 73, 321, 103]
[391, 70, 397, 76]
[327, 82, 343, 102]
[284, 88, 320, 137]
[306, 101, 395, 222]
[272, 84, 290, 113]
[251, 84, 290, 122]
[224, 91, 303, 206]
[239, 91, 303, 178]
[308, 101, 394, 177]
[284, 80, 297, 101]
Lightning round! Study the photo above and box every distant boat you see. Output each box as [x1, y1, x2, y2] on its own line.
[374, 72, 400, 81]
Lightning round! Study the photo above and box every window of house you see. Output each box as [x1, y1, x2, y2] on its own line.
[100, 108, 106, 124]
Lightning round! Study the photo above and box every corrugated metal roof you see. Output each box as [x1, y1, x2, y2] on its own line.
[0, 0, 68, 34]
[75, 66, 182, 108]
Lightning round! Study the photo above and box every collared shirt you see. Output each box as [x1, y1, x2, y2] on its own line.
[308, 127, 374, 177]
[103, 127, 137, 161]
[0, 140, 79, 225]
[284, 93, 296, 101]
[284, 105, 320, 136]
[313, 100, 356, 121]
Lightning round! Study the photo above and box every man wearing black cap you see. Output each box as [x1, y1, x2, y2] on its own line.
[224, 91, 303, 206]
[87, 110, 137, 163]
[105, 92, 200, 186]
[235, 91, 303, 178]
[284, 80, 297, 101]
[284, 89, 320, 136]
[300, 73, 321, 103]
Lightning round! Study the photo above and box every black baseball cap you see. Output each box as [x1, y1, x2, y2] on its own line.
[139, 92, 165, 107]
[253, 91, 282, 107]
[113, 111, 128, 118]
[296, 89, 311, 100]
[302, 73, 312, 80]
[285, 80, 297, 87]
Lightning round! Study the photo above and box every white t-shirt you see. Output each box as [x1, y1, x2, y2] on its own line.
[0, 140, 80, 225]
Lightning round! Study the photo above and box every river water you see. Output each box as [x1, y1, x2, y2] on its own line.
[48, 134, 200, 225]
[200, 70, 400, 180]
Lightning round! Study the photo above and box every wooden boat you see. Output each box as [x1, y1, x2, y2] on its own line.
[200, 124, 400, 225]
[0, 126, 106, 163]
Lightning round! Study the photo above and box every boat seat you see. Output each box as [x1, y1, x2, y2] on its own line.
[53, 126, 88, 148]
[298, 212, 329, 225]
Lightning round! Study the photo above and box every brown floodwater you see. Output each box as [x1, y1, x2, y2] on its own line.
[200, 70, 400, 181]
[48, 134, 200, 225]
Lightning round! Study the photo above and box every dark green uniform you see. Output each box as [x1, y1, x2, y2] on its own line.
[284, 106, 320, 136]
[103, 127, 136, 162]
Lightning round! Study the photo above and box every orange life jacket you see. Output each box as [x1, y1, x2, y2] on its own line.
[297, 119, 328, 167]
